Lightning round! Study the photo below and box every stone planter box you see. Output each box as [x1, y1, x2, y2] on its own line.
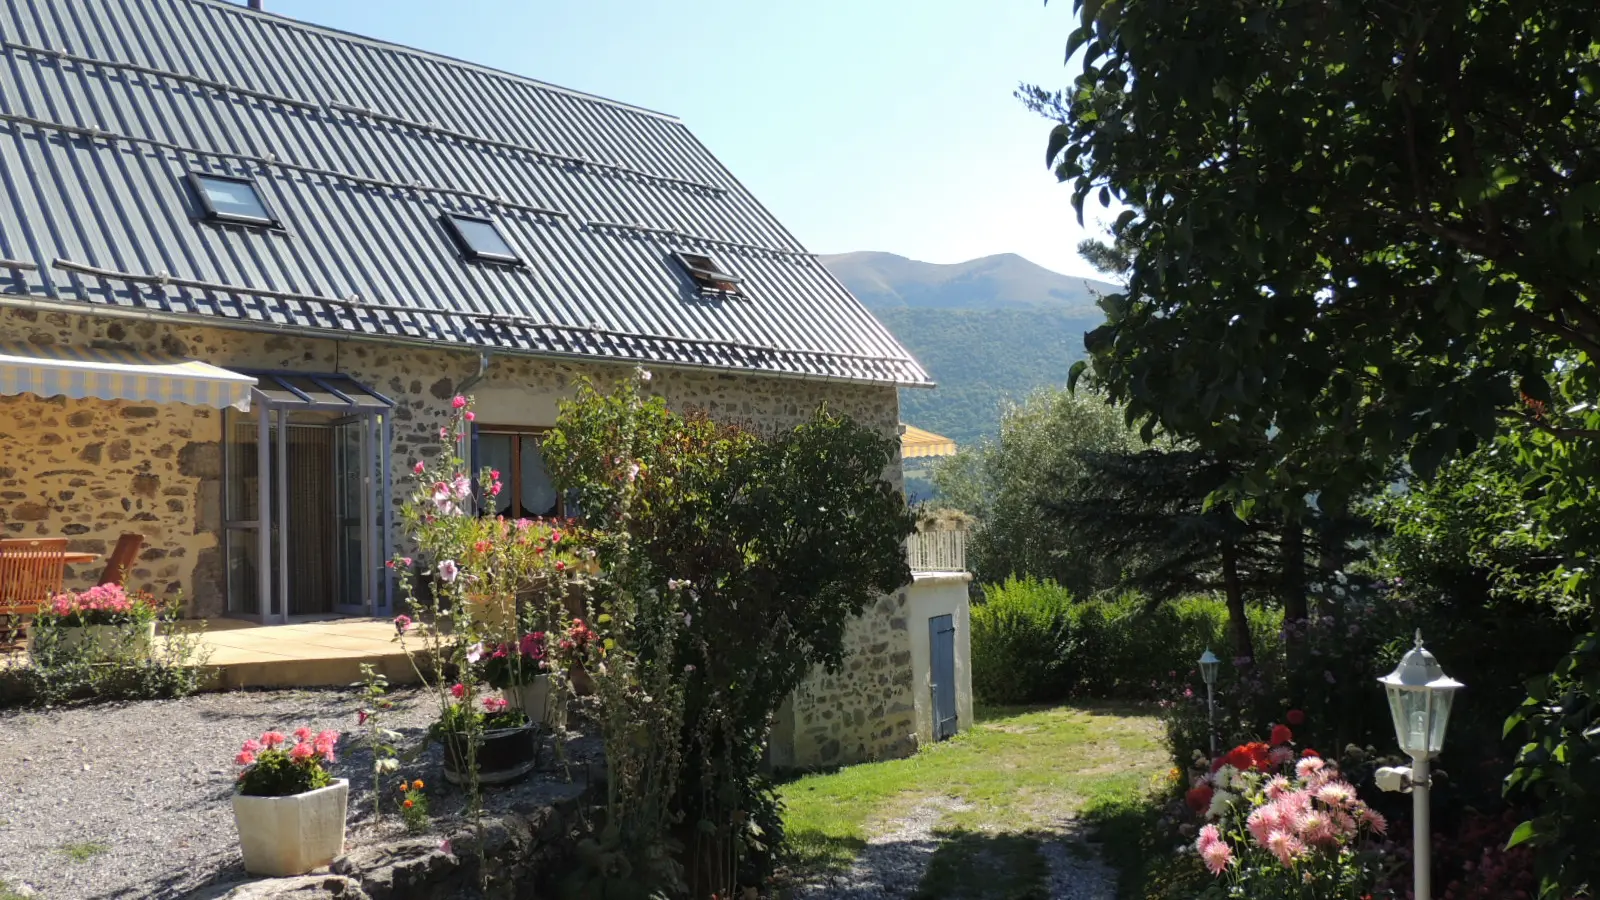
[506, 675, 566, 729]
[33, 621, 156, 661]
[442, 726, 538, 786]
[232, 779, 349, 877]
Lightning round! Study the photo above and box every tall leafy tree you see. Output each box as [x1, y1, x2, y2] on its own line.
[1029, 0, 1600, 507]
[932, 385, 1141, 593]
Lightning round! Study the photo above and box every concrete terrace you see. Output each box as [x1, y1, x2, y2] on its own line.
[3, 618, 425, 690]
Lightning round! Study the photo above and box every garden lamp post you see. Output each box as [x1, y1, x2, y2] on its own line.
[1374, 630, 1463, 900]
[1198, 648, 1220, 758]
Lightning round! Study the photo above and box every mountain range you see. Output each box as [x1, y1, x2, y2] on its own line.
[820, 251, 1114, 453]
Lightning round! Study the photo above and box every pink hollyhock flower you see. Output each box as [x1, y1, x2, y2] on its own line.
[1201, 839, 1233, 875]
[452, 395, 467, 409]
[357, 709, 369, 726]
[235, 750, 256, 766]
[450, 683, 466, 700]
[438, 559, 460, 583]
[260, 731, 286, 749]
[402, 557, 413, 566]
[414, 460, 426, 474]
[450, 473, 472, 499]
[490, 469, 501, 481]
[490, 481, 502, 497]
[465, 642, 485, 664]
[289, 741, 315, 763]
[464, 410, 475, 422]
[439, 426, 449, 440]
[394, 614, 413, 634]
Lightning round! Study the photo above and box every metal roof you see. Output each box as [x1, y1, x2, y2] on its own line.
[0, 0, 932, 386]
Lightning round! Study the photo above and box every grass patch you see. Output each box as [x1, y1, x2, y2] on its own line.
[779, 702, 1165, 885]
[59, 841, 110, 862]
[914, 830, 1050, 900]
[0, 879, 29, 900]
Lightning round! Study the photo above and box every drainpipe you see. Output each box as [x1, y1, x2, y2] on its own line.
[455, 352, 492, 395]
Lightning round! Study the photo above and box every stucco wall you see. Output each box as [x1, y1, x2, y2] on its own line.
[905, 573, 975, 746]
[0, 307, 903, 614]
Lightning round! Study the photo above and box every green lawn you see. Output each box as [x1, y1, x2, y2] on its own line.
[778, 703, 1168, 899]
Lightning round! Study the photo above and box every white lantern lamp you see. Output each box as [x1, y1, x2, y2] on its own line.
[1198, 648, 1220, 758]
[1375, 629, 1462, 900]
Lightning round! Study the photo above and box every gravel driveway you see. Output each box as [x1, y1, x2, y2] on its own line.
[0, 688, 594, 900]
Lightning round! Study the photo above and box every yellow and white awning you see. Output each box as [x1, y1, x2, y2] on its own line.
[0, 343, 255, 411]
[901, 424, 958, 459]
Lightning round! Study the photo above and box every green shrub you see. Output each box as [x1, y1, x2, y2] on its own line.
[970, 576, 1078, 704]
[971, 579, 1281, 706]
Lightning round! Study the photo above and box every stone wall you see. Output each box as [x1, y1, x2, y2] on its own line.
[0, 392, 221, 601]
[781, 586, 919, 767]
[0, 308, 903, 615]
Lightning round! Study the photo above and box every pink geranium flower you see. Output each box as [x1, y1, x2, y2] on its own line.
[235, 750, 256, 766]
[242, 739, 262, 753]
[289, 742, 315, 763]
[260, 731, 286, 749]
[293, 726, 314, 742]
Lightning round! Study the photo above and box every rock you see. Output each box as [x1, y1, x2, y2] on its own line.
[187, 875, 370, 900]
[331, 839, 457, 900]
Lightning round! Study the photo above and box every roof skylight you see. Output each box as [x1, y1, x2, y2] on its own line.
[674, 251, 744, 295]
[188, 172, 278, 227]
[441, 213, 521, 265]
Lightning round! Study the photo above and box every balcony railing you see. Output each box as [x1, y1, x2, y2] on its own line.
[907, 529, 967, 574]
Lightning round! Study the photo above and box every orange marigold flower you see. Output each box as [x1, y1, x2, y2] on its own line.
[413, 779, 425, 790]
[404, 799, 414, 809]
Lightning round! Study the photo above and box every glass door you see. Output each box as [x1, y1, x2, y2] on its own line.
[332, 418, 370, 615]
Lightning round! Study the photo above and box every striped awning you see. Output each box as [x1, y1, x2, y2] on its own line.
[0, 343, 255, 411]
[901, 424, 958, 459]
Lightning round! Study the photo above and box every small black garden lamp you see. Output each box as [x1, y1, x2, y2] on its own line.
[1374, 630, 1463, 900]
[1198, 647, 1220, 758]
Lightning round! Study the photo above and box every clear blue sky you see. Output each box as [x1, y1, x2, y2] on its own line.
[255, 0, 1103, 280]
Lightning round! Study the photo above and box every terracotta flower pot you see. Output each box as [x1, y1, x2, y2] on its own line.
[441, 726, 538, 785]
[232, 779, 349, 877]
[568, 661, 596, 697]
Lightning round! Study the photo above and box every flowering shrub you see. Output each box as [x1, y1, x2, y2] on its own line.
[429, 689, 529, 738]
[1189, 727, 1392, 899]
[38, 584, 160, 627]
[396, 778, 430, 834]
[235, 727, 340, 797]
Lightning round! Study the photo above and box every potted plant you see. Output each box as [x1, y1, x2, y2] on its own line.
[31, 584, 160, 661]
[478, 632, 565, 728]
[231, 727, 348, 877]
[431, 688, 538, 785]
[558, 618, 599, 697]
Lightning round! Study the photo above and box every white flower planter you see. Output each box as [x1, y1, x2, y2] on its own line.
[506, 674, 566, 728]
[231, 779, 348, 877]
[34, 622, 157, 661]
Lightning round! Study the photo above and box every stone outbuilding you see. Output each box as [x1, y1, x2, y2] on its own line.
[0, 0, 970, 764]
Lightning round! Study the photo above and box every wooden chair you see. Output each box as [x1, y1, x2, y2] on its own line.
[0, 538, 67, 646]
[98, 533, 144, 587]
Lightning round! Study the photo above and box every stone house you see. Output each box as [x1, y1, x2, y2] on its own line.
[0, 0, 969, 765]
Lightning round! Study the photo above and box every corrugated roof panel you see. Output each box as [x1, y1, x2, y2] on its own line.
[0, 0, 931, 386]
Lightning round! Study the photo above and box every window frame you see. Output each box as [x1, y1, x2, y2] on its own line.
[187, 171, 281, 228]
[441, 213, 524, 266]
[673, 251, 745, 295]
[472, 424, 568, 520]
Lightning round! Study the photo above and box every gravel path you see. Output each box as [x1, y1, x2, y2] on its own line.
[0, 688, 597, 900]
[795, 798, 969, 900]
[1038, 827, 1117, 900]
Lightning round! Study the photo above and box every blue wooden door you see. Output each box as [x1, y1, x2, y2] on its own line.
[929, 614, 958, 741]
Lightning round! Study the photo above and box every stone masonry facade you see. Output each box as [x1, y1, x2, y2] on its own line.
[0, 306, 914, 764]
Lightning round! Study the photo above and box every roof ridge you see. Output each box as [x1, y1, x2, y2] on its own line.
[182, 0, 685, 123]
